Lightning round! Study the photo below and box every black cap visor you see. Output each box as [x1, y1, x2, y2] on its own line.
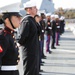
[2, 12, 22, 20]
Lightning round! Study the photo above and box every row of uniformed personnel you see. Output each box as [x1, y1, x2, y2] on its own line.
[35, 13, 65, 54]
[33, 12, 65, 72]
[45, 14, 65, 53]
[0, 1, 65, 75]
[0, 1, 42, 75]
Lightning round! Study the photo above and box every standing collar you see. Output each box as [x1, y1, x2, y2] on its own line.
[4, 27, 14, 35]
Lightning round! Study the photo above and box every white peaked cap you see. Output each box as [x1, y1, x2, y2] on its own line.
[51, 14, 55, 18]
[0, 10, 3, 18]
[46, 13, 51, 16]
[60, 16, 65, 20]
[55, 15, 59, 18]
[23, 1, 36, 9]
[0, 2, 21, 13]
[60, 17, 63, 20]
[62, 16, 65, 19]
[60, 16, 63, 20]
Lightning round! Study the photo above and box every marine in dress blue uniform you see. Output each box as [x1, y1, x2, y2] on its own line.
[51, 14, 56, 49]
[34, 14, 42, 72]
[55, 15, 60, 46]
[40, 14, 46, 58]
[45, 13, 52, 54]
[60, 16, 65, 35]
[0, 3, 22, 75]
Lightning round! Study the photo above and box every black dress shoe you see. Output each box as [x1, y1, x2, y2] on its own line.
[51, 47, 56, 49]
[42, 55, 46, 57]
[49, 51, 52, 54]
[56, 44, 60, 46]
[40, 63, 44, 66]
[41, 61, 45, 63]
[39, 74, 42, 75]
[39, 69, 43, 72]
[42, 55, 46, 59]
[42, 56, 46, 59]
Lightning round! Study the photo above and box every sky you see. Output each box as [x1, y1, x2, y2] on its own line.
[53, 0, 75, 9]
[0, 0, 75, 9]
[0, 0, 21, 8]
[31, 0, 75, 9]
